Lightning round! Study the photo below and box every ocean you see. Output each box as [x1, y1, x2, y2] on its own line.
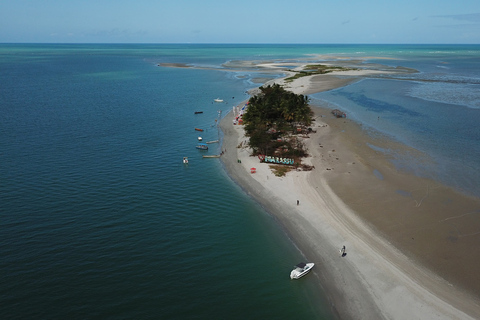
[1, 44, 479, 319]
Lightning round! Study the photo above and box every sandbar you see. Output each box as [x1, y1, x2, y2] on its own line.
[218, 62, 480, 319]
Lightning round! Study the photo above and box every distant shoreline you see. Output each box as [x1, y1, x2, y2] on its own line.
[216, 58, 480, 319]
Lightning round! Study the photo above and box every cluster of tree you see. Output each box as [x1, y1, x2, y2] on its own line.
[285, 64, 357, 82]
[242, 84, 314, 158]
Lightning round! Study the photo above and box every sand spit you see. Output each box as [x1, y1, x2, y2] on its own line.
[216, 58, 480, 319]
[220, 107, 480, 319]
[160, 57, 418, 95]
[161, 56, 480, 319]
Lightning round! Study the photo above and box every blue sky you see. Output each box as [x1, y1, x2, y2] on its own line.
[1, 0, 480, 43]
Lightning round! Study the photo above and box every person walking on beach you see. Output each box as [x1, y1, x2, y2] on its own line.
[340, 245, 346, 257]
[297, 200, 299, 206]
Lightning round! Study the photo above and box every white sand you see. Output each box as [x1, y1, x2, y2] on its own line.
[219, 68, 480, 319]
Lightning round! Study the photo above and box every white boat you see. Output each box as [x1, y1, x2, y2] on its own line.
[290, 262, 314, 279]
[214, 98, 223, 103]
[198, 136, 203, 141]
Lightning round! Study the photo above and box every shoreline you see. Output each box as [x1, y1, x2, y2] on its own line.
[218, 63, 480, 319]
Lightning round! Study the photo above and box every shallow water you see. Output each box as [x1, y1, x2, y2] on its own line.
[312, 55, 480, 198]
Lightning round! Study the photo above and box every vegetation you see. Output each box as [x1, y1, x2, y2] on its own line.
[284, 64, 358, 82]
[269, 165, 291, 177]
[242, 84, 314, 162]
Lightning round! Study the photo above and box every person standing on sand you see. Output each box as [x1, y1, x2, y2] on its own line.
[297, 200, 299, 205]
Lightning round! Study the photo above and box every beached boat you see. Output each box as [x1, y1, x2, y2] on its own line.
[194, 111, 203, 114]
[214, 98, 223, 103]
[202, 155, 221, 158]
[206, 140, 219, 144]
[196, 143, 208, 150]
[183, 157, 189, 164]
[290, 262, 314, 279]
[195, 128, 204, 132]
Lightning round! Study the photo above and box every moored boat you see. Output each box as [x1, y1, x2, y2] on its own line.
[202, 155, 221, 158]
[195, 128, 204, 132]
[196, 143, 208, 150]
[214, 98, 223, 103]
[290, 262, 314, 279]
[194, 111, 203, 114]
[206, 140, 219, 144]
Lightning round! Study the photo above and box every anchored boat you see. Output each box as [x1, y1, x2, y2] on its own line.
[196, 143, 208, 150]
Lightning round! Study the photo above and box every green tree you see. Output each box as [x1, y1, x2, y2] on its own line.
[242, 84, 313, 158]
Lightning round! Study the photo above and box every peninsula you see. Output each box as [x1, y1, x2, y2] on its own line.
[218, 59, 480, 319]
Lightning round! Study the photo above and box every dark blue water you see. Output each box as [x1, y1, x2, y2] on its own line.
[0, 45, 331, 319]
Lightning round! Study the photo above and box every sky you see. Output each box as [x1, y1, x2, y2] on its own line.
[1, 0, 480, 44]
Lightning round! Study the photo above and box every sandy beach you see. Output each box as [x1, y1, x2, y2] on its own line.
[219, 66, 480, 319]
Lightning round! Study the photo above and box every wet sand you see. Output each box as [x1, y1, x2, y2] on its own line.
[321, 110, 480, 296]
[220, 106, 480, 319]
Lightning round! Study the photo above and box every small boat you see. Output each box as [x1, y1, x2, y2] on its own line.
[198, 137, 203, 141]
[194, 111, 203, 114]
[195, 128, 204, 132]
[332, 109, 347, 118]
[290, 262, 314, 279]
[183, 157, 189, 164]
[196, 143, 208, 150]
[202, 155, 221, 158]
[206, 140, 219, 144]
[214, 98, 223, 103]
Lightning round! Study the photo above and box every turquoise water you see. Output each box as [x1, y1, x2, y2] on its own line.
[1, 44, 479, 319]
